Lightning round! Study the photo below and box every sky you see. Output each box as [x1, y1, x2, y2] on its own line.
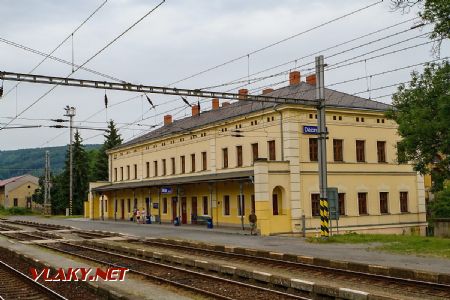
[0, 0, 448, 150]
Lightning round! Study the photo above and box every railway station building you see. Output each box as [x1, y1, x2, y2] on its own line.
[87, 72, 427, 236]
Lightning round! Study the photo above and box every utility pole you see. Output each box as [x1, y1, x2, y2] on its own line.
[64, 106, 76, 216]
[43, 150, 51, 216]
[316, 55, 329, 238]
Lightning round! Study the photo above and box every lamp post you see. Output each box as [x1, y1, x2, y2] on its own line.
[64, 106, 76, 216]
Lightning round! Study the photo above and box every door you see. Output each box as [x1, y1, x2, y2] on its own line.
[145, 198, 150, 217]
[26, 197, 32, 209]
[181, 197, 187, 224]
[272, 194, 279, 215]
[172, 197, 178, 223]
[121, 199, 125, 219]
[191, 197, 197, 224]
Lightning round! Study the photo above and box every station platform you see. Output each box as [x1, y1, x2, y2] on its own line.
[8, 215, 450, 274]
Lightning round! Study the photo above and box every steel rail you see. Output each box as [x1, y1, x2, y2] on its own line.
[139, 238, 450, 297]
[0, 260, 67, 300]
[43, 241, 310, 300]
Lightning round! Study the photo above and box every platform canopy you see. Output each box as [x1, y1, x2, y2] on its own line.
[92, 170, 254, 193]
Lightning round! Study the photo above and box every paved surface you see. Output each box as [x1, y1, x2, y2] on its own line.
[10, 216, 450, 274]
[0, 235, 192, 300]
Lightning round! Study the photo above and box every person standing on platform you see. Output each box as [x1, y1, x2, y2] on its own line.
[136, 209, 141, 224]
[141, 207, 146, 224]
[133, 208, 137, 222]
[249, 210, 257, 235]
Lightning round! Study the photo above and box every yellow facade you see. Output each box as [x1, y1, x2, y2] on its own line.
[88, 80, 426, 236]
[0, 175, 39, 209]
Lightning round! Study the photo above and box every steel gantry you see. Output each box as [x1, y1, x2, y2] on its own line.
[0, 70, 316, 105]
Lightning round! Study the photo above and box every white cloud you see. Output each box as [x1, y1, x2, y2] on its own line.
[0, 0, 447, 150]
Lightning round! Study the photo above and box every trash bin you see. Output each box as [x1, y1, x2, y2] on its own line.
[146, 215, 151, 224]
[174, 217, 180, 226]
[206, 218, 213, 229]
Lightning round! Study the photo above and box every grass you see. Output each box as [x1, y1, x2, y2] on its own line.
[46, 215, 84, 219]
[0, 206, 35, 216]
[307, 233, 450, 259]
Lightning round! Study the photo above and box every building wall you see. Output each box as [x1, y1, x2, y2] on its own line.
[89, 104, 427, 235]
[3, 181, 38, 208]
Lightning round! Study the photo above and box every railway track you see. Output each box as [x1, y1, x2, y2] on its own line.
[130, 239, 450, 300]
[4, 220, 71, 231]
[42, 241, 310, 300]
[0, 223, 21, 231]
[0, 232, 48, 241]
[0, 259, 67, 300]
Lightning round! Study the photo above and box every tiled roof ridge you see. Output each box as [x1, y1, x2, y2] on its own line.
[114, 82, 391, 150]
[0, 174, 26, 187]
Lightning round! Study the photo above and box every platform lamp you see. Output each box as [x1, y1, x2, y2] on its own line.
[64, 106, 76, 216]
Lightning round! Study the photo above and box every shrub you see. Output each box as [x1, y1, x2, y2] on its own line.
[429, 185, 450, 219]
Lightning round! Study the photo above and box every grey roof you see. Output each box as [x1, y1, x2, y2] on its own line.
[116, 82, 391, 149]
[92, 170, 253, 192]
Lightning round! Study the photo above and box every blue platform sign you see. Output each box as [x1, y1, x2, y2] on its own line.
[303, 125, 318, 134]
[161, 187, 172, 194]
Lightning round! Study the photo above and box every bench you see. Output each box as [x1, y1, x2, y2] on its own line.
[193, 215, 211, 225]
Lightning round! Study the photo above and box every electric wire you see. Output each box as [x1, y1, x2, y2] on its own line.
[202, 22, 428, 91]
[167, 0, 383, 87]
[1, 0, 109, 98]
[0, 0, 166, 132]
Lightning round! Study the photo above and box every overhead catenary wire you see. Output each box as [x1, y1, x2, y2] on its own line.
[12, 15, 421, 147]
[40, 32, 428, 141]
[22, 13, 434, 148]
[166, 0, 383, 87]
[1, 0, 109, 99]
[82, 54, 446, 145]
[0, 0, 166, 132]
[201, 22, 428, 91]
[0, 37, 125, 83]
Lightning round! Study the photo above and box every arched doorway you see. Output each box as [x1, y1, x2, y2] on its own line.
[272, 186, 284, 215]
[99, 194, 109, 220]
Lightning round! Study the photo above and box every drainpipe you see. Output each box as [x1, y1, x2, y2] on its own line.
[240, 182, 244, 230]
[101, 193, 104, 221]
[209, 183, 213, 222]
[273, 105, 284, 161]
[177, 186, 181, 225]
[114, 192, 117, 221]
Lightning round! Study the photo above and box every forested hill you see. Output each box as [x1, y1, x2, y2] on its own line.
[0, 145, 101, 179]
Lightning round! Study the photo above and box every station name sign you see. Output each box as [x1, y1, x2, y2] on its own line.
[161, 187, 172, 194]
[303, 125, 318, 134]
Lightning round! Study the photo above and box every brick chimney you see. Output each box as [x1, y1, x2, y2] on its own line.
[289, 71, 300, 86]
[212, 98, 219, 110]
[306, 74, 316, 86]
[164, 115, 172, 125]
[238, 89, 248, 100]
[192, 105, 200, 116]
[222, 102, 230, 107]
[262, 88, 274, 95]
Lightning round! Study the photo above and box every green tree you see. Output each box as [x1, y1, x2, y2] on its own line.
[392, 0, 450, 40]
[50, 173, 67, 214]
[387, 61, 450, 191]
[52, 131, 90, 215]
[429, 185, 450, 218]
[93, 120, 122, 181]
[32, 175, 45, 205]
